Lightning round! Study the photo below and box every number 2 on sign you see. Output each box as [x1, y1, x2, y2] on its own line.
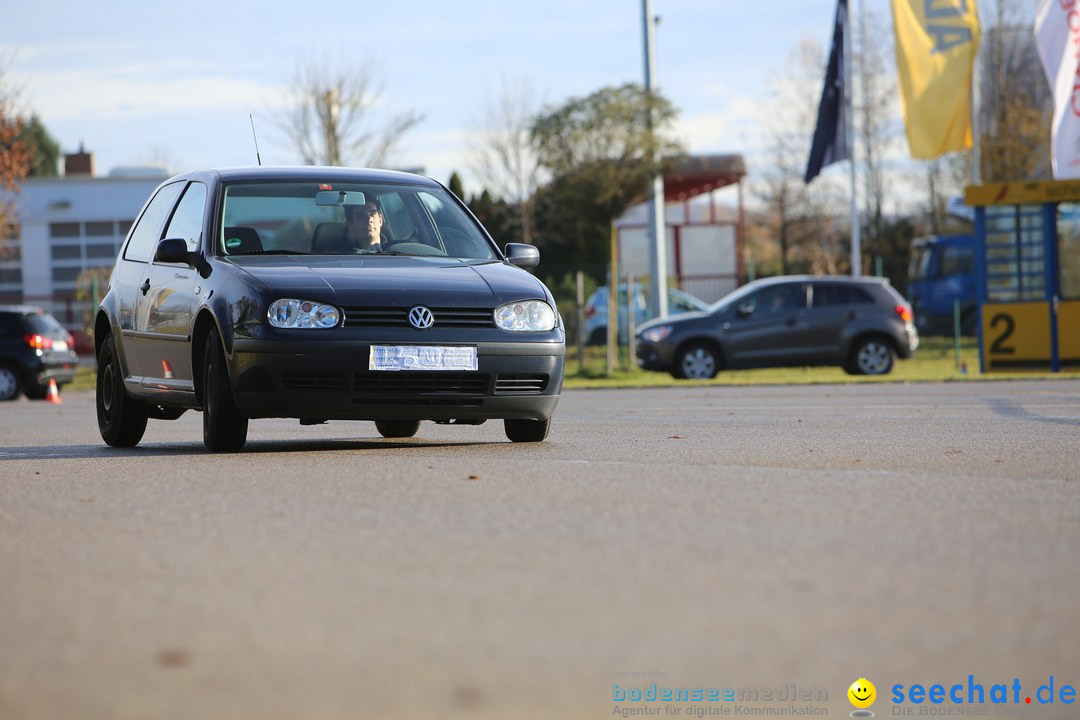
[989, 313, 1015, 355]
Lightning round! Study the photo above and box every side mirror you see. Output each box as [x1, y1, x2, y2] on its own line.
[504, 243, 540, 268]
[736, 301, 755, 317]
[155, 238, 197, 265]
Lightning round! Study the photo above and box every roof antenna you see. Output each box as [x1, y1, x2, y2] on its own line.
[249, 113, 262, 166]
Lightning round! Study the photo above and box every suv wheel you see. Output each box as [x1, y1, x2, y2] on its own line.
[0, 362, 21, 401]
[673, 343, 720, 379]
[848, 336, 895, 376]
[203, 331, 249, 452]
[97, 334, 149, 446]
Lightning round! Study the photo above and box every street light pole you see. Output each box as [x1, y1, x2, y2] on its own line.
[642, 0, 668, 319]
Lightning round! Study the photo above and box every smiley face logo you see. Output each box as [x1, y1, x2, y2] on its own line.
[848, 678, 876, 709]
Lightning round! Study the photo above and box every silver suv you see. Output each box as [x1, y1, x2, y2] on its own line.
[635, 275, 919, 379]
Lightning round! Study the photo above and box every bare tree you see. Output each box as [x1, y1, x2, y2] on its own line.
[754, 39, 849, 275]
[0, 55, 31, 238]
[978, 0, 1052, 182]
[468, 75, 545, 244]
[855, 7, 899, 247]
[278, 57, 423, 168]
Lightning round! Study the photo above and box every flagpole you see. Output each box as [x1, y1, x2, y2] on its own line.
[847, 0, 861, 277]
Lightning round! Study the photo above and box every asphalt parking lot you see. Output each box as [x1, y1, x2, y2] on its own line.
[1, 380, 1078, 719]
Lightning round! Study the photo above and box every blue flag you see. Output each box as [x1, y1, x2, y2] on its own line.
[805, 0, 850, 183]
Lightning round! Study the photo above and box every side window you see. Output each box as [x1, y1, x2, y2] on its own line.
[378, 192, 416, 242]
[814, 284, 875, 306]
[163, 182, 207, 253]
[750, 284, 804, 314]
[123, 182, 184, 263]
[940, 246, 974, 276]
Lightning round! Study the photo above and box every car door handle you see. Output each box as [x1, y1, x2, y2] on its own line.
[786, 316, 797, 326]
[140, 278, 151, 295]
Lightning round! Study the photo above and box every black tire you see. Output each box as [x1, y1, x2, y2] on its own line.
[0, 362, 21, 401]
[375, 419, 420, 438]
[504, 417, 551, 443]
[203, 330, 248, 452]
[847, 336, 895, 376]
[24, 383, 49, 401]
[97, 334, 148, 447]
[672, 342, 720, 380]
[586, 327, 606, 346]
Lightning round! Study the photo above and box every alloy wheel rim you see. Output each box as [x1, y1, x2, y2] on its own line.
[858, 342, 889, 374]
[0, 368, 16, 398]
[683, 349, 715, 379]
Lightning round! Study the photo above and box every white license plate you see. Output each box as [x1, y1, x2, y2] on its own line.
[369, 345, 478, 372]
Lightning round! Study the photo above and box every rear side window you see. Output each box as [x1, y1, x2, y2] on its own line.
[124, 181, 185, 263]
[813, 284, 874, 307]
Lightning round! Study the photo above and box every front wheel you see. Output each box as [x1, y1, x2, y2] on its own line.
[375, 420, 420, 438]
[846, 336, 895, 376]
[672, 342, 720, 379]
[0, 362, 22, 401]
[97, 334, 148, 447]
[504, 417, 551, 443]
[203, 330, 248, 452]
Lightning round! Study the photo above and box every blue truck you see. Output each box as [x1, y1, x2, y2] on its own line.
[907, 234, 977, 335]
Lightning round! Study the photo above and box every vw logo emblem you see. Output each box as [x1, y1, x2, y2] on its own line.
[408, 306, 434, 329]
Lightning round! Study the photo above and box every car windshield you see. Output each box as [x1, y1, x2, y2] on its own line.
[219, 180, 498, 260]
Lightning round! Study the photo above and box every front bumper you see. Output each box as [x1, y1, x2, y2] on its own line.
[229, 337, 565, 422]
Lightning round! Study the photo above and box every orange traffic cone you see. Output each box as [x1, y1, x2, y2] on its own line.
[45, 377, 62, 405]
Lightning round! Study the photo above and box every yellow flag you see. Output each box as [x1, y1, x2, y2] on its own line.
[891, 0, 981, 159]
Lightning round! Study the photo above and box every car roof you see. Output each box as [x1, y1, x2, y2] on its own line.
[163, 166, 442, 188]
[749, 274, 889, 287]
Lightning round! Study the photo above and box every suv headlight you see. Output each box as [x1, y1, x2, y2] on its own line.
[494, 300, 556, 332]
[641, 325, 673, 343]
[267, 299, 340, 329]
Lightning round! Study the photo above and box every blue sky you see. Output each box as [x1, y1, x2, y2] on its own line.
[1, 0, 1022, 196]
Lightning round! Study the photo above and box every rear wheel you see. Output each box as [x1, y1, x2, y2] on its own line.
[672, 342, 720, 379]
[97, 334, 148, 447]
[504, 417, 551, 443]
[847, 336, 895, 376]
[375, 420, 420, 438]
[24, 383, 49, 401]
[203, 330, 248, 452]
[0, 362, 22, 401]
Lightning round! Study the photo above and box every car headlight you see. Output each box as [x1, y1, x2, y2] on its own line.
[267, 299, 340, 329]
[494, 300, 556, 332]
[641, 325, 673, 343]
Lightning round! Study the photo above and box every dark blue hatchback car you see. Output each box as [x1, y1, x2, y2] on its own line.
[95, 167, 565, 451]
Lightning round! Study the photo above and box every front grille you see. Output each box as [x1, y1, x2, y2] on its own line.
[495, 374, 548, 394]
[282, 373, 344, 392]
[352, 372, 490, 395]
[341, 307, 494, 328]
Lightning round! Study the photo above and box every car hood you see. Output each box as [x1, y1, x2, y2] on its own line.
[226, 255, 549, 307]
[637, 310, 713, 333]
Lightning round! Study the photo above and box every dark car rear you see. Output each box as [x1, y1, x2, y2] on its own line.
[635, 275, 918, 379]
[0, 306, 80, 400]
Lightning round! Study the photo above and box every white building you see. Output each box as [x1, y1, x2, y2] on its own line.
[1, 154, 168, 352]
